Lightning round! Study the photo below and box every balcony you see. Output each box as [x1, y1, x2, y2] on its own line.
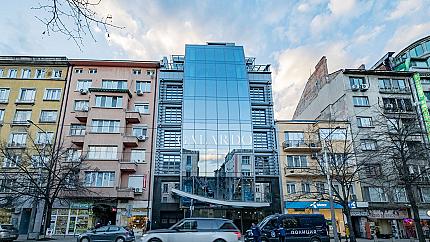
[379, 87, 411, 94]
[282, 140, 321, 152]
[117, 188, 135, 199]
[284, 167, 318, 177]
[123, 136, 138, 147]
[120, 161, 137, 172]
[75, 111, 88, 122]
[6, 142, 26, 149]
[71, 135, 84, 146]
[125, 111, 141, 124]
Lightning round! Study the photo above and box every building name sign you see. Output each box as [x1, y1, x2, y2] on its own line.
[368, 209, 408, 219]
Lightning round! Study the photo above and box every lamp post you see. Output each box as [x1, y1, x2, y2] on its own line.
[322, 126, 340, 242]
[27, 120, 49, 239]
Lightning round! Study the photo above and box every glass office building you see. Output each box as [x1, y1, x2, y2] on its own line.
[153, 43, 280, 229]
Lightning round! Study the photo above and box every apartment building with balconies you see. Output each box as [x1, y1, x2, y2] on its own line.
[55, 60, 159, 234]
[0, 56, 68, 234]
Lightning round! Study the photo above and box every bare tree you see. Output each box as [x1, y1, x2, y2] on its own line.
[364, 110, 430, 242]
[286, 121, 370, 242]
[32, 0, 123, 49]
[0, 131, 93, 238]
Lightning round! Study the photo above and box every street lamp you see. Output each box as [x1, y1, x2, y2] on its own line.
[322, 126, 341, 242]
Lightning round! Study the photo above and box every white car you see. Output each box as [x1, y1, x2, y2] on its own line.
[141, 218, 242, 242]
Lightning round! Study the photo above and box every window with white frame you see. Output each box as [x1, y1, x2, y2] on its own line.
[8, 69, 17, 78]
[133, 69, 141, 75]
[21, 69, 31, 79]
[31, 155, 48, 168]
[8, 133, 27, 146]
[84, 171, 115, 187]
[421, 187, 430, 202]
[286, 155, 308, 168]
[95, 95, 123, 108]
[91, 120, 120, 133]
[70, 124, 86, 136]
[0, 109, 4, 123]
[17, 88, 36, 102]
[130, 149, 145, 163]
[136, 81, 151, 92]
[88, 146, 118, 160]
[35, 69, 46, 79]
[357, 116, 372, 127]
[2, 155, 21, 168]
[76, 80, 92, 91]
[51, 69, 62, 78]
[74, 68, 83, 74]
[349, 77, 366, 87]
[36, 132, 54, 144]
[316, 182, 326, 194]
[242, 169, 251, 177]
[132, 126, 147, 138]
[13, 110, 31, 124]
[102, 80, 127, 89]
[43, 89, 61, 100]
[284, 132, 304, 147]
[88, 69, 97, 74]
[40, 110, 58, 122]
[164, 107, 181, 123]
[74, 100, 89, 111]
[0, 88, 9, 103]
[242, 156, 250, 165]
[353, 96, 370, 106]
[361, 139, 377, 151]
[368, 187, 387, 202]
[319, 128, 347, 140]
[301, 183, 311, 194]
[66, 149, 82, 162]
[394, 188, 408, 202]
[135, 103, 149, 114]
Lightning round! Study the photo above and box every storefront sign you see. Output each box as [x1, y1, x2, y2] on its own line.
[70, 202, 91, 209]
[414, 73, 430, 141]
[350, 209, 368, 217]
[285, 201, 343, 209]
[368, 209, 408, 219]
[419, 209, 430, 220]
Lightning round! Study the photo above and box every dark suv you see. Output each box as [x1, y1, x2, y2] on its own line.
[245, 214, 329, 242]
[78, 226, 135, 242]
[0, 224, 18, 242]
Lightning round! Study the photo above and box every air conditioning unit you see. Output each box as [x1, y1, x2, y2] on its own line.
[137, 135, 146, 141]
[351, 85, 359, 91]
[79, 89, 88, 95]
[134, 187, 142, 193]
[310, 143, 317, 148]
[136, 90, 144, 96]
[360, 84, 369, 91]
[311, 153, 318, 159]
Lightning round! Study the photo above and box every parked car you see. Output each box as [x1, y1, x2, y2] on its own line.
[244, 214, 329, 242]
[0, 224, 18, 242]
[141, 218, 242, 242]
[78, 226, 135, 242]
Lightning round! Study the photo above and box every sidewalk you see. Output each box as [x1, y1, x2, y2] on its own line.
[16, 235, 143, 242]
[335, 239, 423, 242]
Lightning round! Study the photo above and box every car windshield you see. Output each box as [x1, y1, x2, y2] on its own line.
[169, 219, 184, 230]
[1, 225, 14, 230]
[257, 216, 274, 228]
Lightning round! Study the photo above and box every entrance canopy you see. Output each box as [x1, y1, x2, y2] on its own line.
[171, 189, 270, 208]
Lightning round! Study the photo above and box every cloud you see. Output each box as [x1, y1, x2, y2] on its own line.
[384, 22, 430, 52]
[386, 0, 423, 20]
[272, 41, 365, 120]
[352, 25, 385, 45]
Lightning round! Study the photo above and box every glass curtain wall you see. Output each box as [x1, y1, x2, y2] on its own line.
[182, 45, 254, 205]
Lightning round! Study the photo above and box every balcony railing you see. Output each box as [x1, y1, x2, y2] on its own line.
[120, 161, 137, 172]
[379, 87, 411, 94]
[75, 111, 88, 122]
[7, 142, 26, 148]
[282, 140, 321, 151]
[123, 135, 139, 147]
[125, 111, 141, 124]
[117, 188, 135, 199]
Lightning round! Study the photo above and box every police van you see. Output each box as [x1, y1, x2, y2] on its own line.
[245, 214, 329, 242]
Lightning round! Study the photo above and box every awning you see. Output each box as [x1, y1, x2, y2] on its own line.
[171, 188, 270, 208]
[285, 201, 343, 209]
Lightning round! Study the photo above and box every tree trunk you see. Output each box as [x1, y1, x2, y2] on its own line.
[344, 206, 357, 242]
[40, 201, 53, 238]
[405, 183, 426, 242]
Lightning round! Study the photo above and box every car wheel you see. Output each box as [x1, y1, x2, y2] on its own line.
[310, 237, 321, 242]
[116, 237, 125, 242]
[213, 239, 226, 242]
[148, 238, 162, 242]
[80, 237, 90, 242]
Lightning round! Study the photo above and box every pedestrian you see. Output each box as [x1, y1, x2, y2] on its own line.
[251, 222, 262, 242]
[278, 224, 286, 242]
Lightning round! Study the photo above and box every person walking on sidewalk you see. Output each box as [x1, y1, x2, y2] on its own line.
[278, 224, 286, 242]
[251, 222, 262, 242]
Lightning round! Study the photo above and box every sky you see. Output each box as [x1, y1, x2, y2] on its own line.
[1, 0, 429, 119]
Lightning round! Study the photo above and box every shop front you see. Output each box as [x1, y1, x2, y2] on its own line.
[366, 209, 411, 239]
[49, 203, 92, 235]
[117, 201, 150, 232]
[418, 209, 430, 238]
[285, 201, 345, 235]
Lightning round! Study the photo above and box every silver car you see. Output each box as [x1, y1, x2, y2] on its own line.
[78, 226, 135, 242]
[0, 225, 18, 242]
[141, 218, 242, 242]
